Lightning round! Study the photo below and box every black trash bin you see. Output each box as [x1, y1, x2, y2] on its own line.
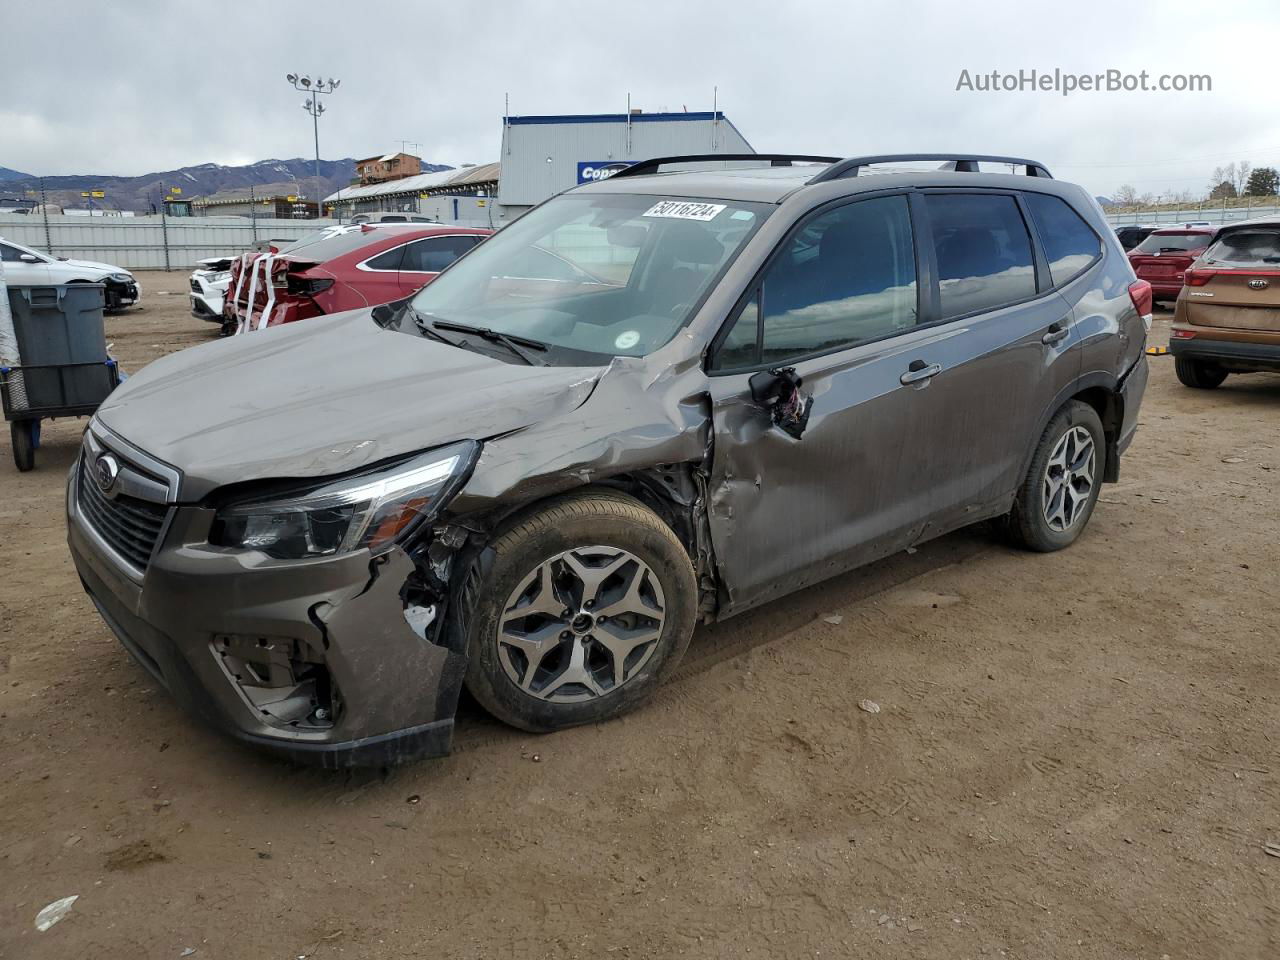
[1, 283, 120, 471]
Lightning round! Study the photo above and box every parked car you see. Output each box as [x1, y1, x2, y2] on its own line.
[1115, 224, 1156, 251]
[1171, 216, 1280, 387]
[224, 224, 491, 333]
[67, 152, 1149, 767]
[0, 236, 140, 310]
[348, 212, 440, 224]
[1127, 227, 1214, 304]
[189, 256, 234, 331]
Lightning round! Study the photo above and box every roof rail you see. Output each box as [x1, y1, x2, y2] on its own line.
[808, 154, 1053, 184]
[610, 154, 841, 180]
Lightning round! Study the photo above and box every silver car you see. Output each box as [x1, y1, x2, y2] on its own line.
[67, 153, 1151, 766]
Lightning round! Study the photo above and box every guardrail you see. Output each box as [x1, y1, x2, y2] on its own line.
[0, 214, 334, 270]
[1105, 202, 1280, 227]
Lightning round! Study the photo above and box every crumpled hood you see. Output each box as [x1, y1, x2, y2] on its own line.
[61, 258, 131, 276]
[95, 310, 602, 501]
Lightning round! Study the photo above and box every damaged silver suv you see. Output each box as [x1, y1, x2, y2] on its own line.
[67, 153, 1151, 767]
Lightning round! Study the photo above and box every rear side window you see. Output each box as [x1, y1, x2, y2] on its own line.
[1205, 230, 1280, 266]
[364, 246, 404, 271]
[925, 194, 1036, 320]
[728, 196, 917, 367]
[403, 236, 480, 273]
[1023, 193, 1101, 284]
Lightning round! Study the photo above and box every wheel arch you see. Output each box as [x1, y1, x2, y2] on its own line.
[1021, 373, 1123, 486]
[444, 464, 719, 622]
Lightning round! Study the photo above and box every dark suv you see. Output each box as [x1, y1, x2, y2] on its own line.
[67, 153, 1151, 766]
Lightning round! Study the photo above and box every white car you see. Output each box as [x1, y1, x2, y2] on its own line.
[189, 256, 234, 331]
[0, 236, 140, 310]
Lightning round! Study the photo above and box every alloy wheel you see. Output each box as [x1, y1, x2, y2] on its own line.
[496, 546, 666, 702]
[1043, 425, 1096, 532]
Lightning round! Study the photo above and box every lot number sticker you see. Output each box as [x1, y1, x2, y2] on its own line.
[643, 201, 726, 221]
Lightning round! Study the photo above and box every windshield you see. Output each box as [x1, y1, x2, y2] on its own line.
[407, 193, 769, 360]
[1205, 229, 1280, 266]
[1133, 232, 1210, 254]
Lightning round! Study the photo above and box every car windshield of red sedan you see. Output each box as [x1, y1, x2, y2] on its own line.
[406, 193, 770, 361]
[1132, 232, 1209, 254]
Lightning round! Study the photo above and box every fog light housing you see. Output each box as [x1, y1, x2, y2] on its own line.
[212, 634, 339, 729]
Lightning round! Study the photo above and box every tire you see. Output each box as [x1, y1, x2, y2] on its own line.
[11, 420, 36, 472]
[463, 490, 698, 733]
[1008, 401, 1105, 552]
[1175, 357, 1228, 389]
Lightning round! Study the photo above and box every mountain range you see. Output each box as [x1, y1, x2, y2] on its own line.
[0, 157, 451, 212]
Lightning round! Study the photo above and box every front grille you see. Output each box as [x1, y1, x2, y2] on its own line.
[77, 458, 169, 571]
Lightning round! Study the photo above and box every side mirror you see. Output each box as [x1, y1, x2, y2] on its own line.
[19, 254, 39, 263]
[748, 367, 813, 440]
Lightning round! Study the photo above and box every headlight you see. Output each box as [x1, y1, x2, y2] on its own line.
[210, 270, 231, 283]
[211, 440, 478, 559]
[109, 272, 133, 283]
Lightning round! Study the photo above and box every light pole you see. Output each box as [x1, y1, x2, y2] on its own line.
[285, 73, 340, 219]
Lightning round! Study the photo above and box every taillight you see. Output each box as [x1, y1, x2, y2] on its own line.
[1171, 329, 1196, 339]
[286, 276, 334, 297]
[1128, 279, 1153, 317]
[1184, 268, 1213, 287]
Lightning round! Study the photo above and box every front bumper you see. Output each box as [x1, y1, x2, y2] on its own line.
[65, 451, 466, 767]
[104, 277, 140, 309]
[1170, 333, 1280, 372]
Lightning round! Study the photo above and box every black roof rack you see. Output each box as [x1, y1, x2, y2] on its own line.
[809, 154, 1053, 183]
[610, 154, 841, 179]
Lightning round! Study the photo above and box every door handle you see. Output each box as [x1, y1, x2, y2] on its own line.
[900, 359, 942, 385]
[1042, 321, 1070, 345]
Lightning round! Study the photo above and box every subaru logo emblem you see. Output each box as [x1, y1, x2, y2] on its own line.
[95, 454, 120, 494]
[1248, 278, 1269, 290]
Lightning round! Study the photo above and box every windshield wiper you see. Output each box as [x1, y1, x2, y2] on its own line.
[429, 319, 549, 366]
[408, 307, 463, 348]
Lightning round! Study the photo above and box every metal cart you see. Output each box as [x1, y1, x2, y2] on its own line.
[1, 283, 120, 472]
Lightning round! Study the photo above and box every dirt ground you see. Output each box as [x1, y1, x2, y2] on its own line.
[1, 271, 1277, 959]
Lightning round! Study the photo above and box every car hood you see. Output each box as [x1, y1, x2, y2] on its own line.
[95, 309, 603, 501]
[59, 257, 131, 275]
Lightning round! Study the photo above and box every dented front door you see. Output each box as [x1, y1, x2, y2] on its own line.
[706, 329, 949, 617]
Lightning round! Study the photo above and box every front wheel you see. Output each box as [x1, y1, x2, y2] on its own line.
[463, 491, 698, 733]
[1007, 401, 1105, 552]
[1175, 357, 1228, 389]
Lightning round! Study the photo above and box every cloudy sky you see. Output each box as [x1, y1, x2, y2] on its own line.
[5, 0, 1279, 198]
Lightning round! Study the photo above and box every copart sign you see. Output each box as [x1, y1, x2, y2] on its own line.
[576, 161, 629, 184]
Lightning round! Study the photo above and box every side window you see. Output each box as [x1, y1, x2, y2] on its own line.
[1023, 193, 1102, 284]
[380, 215, 407, 223]
[403, 236, 476, 273]
[364, 246, 404, 271]
[0, 243, 20, 262]
[924, 193, 1036, 320]
[755, 195, 917, 365]
[712, 296, 760, 370]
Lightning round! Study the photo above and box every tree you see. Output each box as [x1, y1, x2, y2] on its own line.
[1113, 183, 1138, 206]
[1209, 181, 1237, 200]
[1245, 167, 1279, 196]
[1234, 161, 1253, 195]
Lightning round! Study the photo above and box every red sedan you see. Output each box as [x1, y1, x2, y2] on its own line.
[224, 224, 491, 334]
[1127, 227, 1214, 304]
